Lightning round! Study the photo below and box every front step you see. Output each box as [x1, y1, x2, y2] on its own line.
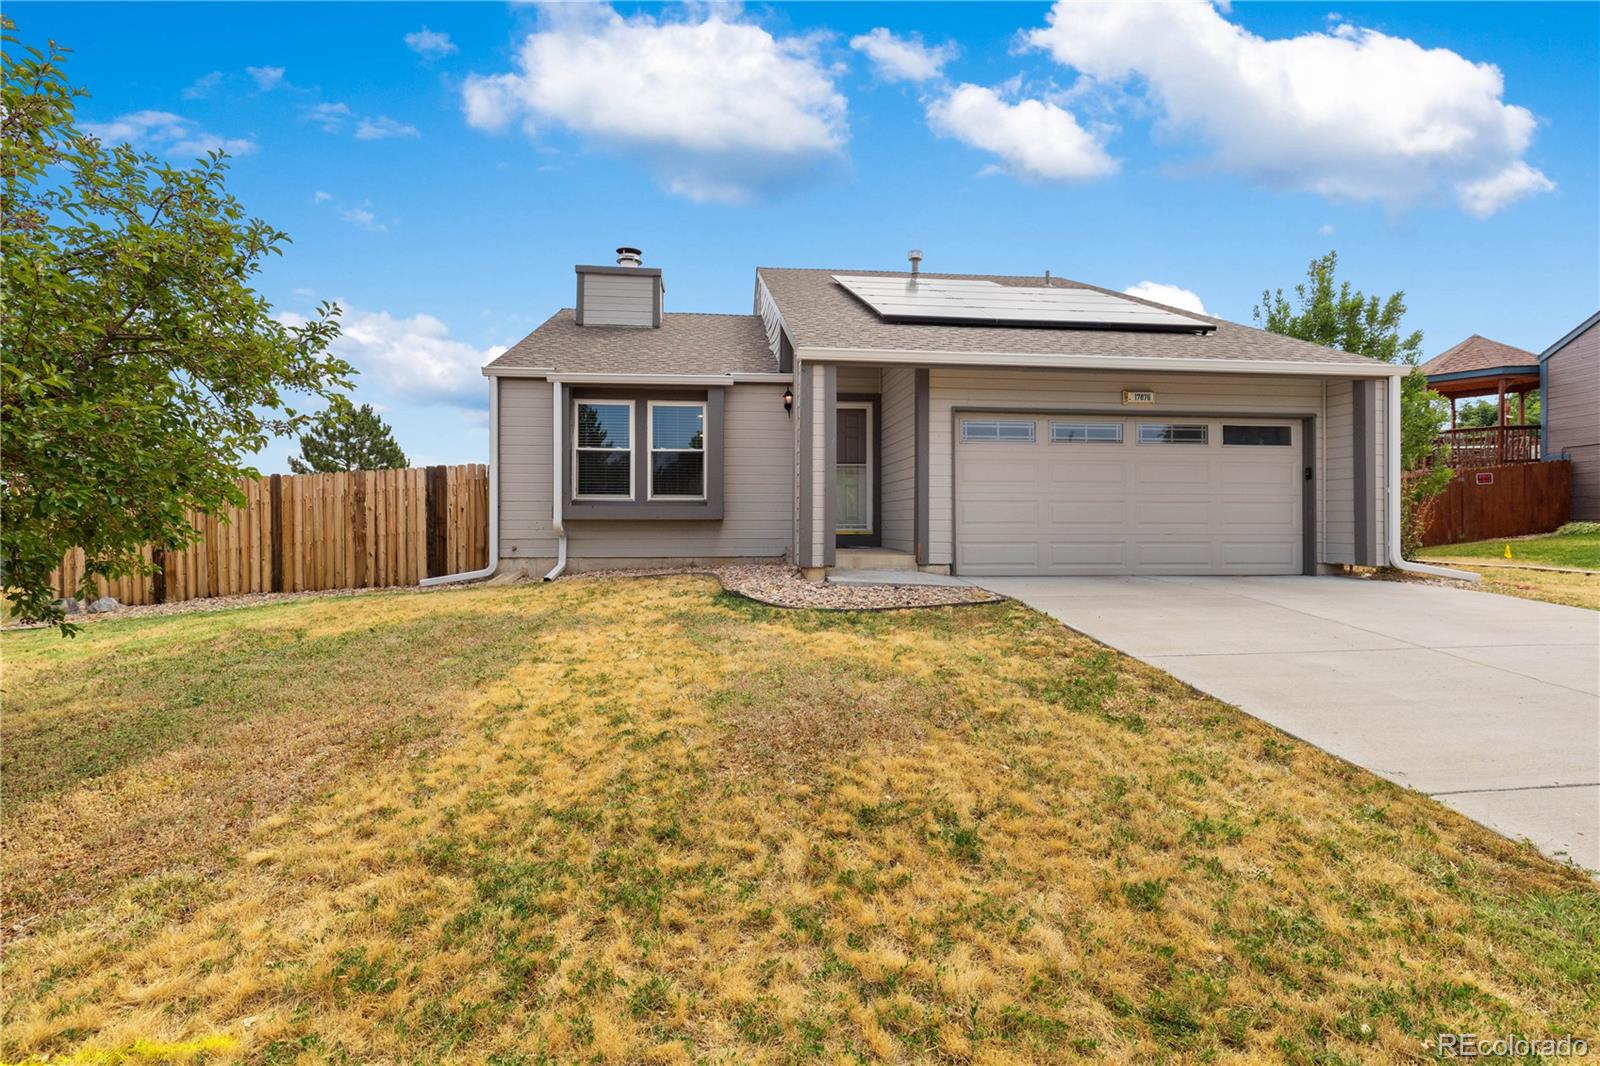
[832, 548, 917, 571]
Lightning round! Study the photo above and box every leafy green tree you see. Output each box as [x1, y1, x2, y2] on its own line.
[1254, 251, 1453, 559]
[288, 401, 409, 473]
[2, 22, 349, 629]
[1456, 393, 1539, 428]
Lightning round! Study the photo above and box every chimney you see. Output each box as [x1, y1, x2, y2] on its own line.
[574, 247, 663, 328]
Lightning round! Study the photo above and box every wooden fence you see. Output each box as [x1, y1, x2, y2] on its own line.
[49, 465, 489, 606]
[1410, 459, 1571, 548]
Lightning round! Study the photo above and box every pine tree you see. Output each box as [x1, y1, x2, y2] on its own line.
[288, 401, 408, 473]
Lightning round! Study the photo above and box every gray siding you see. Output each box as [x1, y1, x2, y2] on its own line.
[566, 385, 792, 558]
[837, 366, 882, 393]
[580, 273, 656, 327]
[925, 367, 1372, 567]
[880, 367, 916, 553]
[499, 378, 559, 559]
[1545, 320, 1599, 519]
[1323, 379, 1355, 564]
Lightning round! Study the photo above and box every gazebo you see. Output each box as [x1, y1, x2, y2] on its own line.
[1420, 335, 1541, 466]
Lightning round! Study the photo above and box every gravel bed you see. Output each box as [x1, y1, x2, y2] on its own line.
[563, 564, 1005, 611]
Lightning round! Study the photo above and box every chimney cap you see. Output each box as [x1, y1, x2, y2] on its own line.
[616, 246, 643, 267]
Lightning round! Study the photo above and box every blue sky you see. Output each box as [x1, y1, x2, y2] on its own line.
[18, 2, 1599, 470]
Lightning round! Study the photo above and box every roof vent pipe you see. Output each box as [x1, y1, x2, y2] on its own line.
[616, 246, 643, 267]
[1044, 269, 1051, 286]
[907, 249, 922, 276]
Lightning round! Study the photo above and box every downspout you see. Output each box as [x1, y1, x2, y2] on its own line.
[1385, 373, 1479, 583]
[420, 375, 501, 586]
[543, 380, 568, 580]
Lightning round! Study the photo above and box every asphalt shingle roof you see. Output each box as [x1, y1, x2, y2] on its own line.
[1419, 335, 1538, 377]
[486, 310, 778, 375]
[756, 268, 1379, 368]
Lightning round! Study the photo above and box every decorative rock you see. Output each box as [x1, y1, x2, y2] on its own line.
[52, 598, 82, 615]
[86, 596, 122, 614]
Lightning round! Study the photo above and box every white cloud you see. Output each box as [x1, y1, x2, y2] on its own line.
[1318, 223, 1335, 236]
[460, 4, 847, 203]
[849, 28, 957, 83]
[405, 27, 458, 58]
[182, 71, 222, 100]
[339, 205, 387, 232]
[355, 115, 421, 141]
[246, 65, 285, 91]
[81, 110, 256, 158]
[926, 83, 1116, 182]
[1123, 281, 1207, 315]
[285, 305, 505, 405]
[311, 190, 334, 204]
[304, 101, 352, 133]
[1026, 0, 1553, 216]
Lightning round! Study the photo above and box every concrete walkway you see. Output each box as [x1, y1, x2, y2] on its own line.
[972, 575, 1600, 871]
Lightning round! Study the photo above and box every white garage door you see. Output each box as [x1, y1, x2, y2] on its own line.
[955, 415, 1304, 576]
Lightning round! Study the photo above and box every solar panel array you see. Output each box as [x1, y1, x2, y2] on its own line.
[831, 275, 1215, 332]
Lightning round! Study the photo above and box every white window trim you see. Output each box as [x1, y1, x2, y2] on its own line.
[960, 419, 1037, 443]
[573, 398, 635, 500]
[646, 399, 707, 501]
[1136, 422, 1209, 446]
[1051, 421, 1125, 444]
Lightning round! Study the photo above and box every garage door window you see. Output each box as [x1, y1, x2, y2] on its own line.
[1052, 422, 1124, 444]
[1137, 423, 1208, 445]
[1222, 425, 1291, 446]
[961, 419, 1035, 443]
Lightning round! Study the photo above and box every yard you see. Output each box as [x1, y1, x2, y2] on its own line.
[1420, 524, 1600, 610]
[3, 577, 1596, 1063]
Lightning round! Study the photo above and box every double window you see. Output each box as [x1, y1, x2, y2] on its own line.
[573, 399, 707, 500]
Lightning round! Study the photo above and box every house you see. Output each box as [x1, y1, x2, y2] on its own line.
[1539, 310, 1600, 520]
[473, 249, 1409, 581]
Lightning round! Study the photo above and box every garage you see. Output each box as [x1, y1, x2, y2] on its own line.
[955, 414, 1306, 576]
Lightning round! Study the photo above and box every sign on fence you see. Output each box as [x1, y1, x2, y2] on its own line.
[49, 465, 489, 607]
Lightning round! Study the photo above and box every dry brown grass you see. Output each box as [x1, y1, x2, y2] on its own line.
[1430, 562, 1600, 611]
[3, 576, 1596, 1064]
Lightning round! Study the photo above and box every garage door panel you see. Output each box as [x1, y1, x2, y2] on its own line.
[956, 414, 1303, 577]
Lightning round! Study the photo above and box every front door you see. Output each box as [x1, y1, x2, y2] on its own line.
[835, 402, 873, 536]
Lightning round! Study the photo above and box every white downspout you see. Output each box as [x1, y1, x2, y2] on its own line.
[420, 375, 501, 586]
[543, 380, 568, 580]
[1385, 373, 1479, 583]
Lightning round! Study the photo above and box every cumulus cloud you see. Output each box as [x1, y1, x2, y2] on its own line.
[1026, 0, 1552, 215]
[355, 115, 420, 141]
[460, 5, 848, 203]
[1123, 281, 1207, 315]
[850, 28, 957, 83]
[246, 65, 285, 91]
[926, 83, 1116, 182]
[405, 27, 458, 58]
[282, 306, 505, 405]
[181, 71, 222, 100]
[81, 110, 256, 158]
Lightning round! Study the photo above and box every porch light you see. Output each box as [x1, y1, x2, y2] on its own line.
[783, 387, 794, 415]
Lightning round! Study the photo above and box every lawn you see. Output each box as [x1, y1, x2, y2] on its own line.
[1422, 527, 1600, 570]
[1418, 525, 1600, 610]
[3, 577, 1596, 1064]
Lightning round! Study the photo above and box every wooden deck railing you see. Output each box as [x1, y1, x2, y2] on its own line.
[1436, 425, 1541, 469]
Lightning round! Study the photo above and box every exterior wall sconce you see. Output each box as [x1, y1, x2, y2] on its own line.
[783, 387, 794, 415]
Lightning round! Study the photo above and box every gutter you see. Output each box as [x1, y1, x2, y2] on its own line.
[544, 380, 568, 581]
[1385, 373, 1479, 583]
[799, 346, 1409, 379]
[420, 375, 501, 587]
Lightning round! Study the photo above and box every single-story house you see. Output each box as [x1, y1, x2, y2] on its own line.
[1540, 310, 1600, 520]
[470, 249, 1410, 581]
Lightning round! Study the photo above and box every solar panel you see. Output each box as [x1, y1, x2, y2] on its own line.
[831, 275, 1215, 332]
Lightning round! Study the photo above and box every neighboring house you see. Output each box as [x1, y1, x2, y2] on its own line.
[1420, 335, 1541, 429]
[476, 249, 1408, 580]
[1540, 311, 1600, 521]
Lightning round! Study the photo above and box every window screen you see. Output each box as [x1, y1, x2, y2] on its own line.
[1052, 422, 1124, 443]
[1137, 423, 1208, 445]
[1223, 424, 1291, 446]
[650, 402, 705, 498]
[575, 401, 631, 497]
[961, 419, 1036, 443]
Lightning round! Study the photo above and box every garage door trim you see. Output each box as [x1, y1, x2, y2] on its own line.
[950, 407, 1316, 576]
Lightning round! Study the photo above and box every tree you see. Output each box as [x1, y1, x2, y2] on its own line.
[1456, 393, 1539, 428]
[1254, 251, 1453, 559]
[288, 401, 408, 473]
[2, 21, 350, 630]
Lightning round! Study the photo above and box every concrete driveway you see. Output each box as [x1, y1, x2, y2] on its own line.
[973, 575, 1600, 871]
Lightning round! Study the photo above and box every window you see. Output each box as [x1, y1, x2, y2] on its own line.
[649, 401, 706, 499]
[1138, 423, 1208, 445]
[575, 401, 632, 498]
[1223, 424, 1291, 446]
[961, 419, 1036, 443]
[1052, 421, 1124, 444]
